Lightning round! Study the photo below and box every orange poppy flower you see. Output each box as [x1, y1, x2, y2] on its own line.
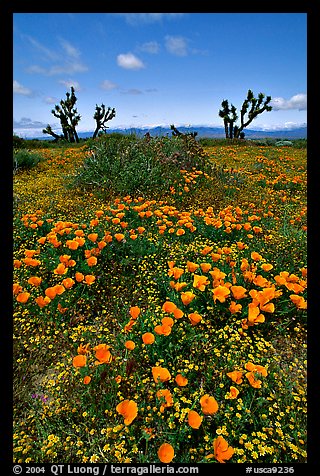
[188, 312, 202, 326]
[180, 291, 196, 306]
[253, 275, 271, 288]
[212, 285, 230, 303]
[14, 259, 22, 268]
[61, 277, 74, 290]
[83, 376, 91, 384]
[125, 340, 135, 350]
[73, 354, 87, 368]
[35, 295, 51, 308]
[75, 272, 84, 282]
[226, 370, 243, 384]
[27, 276, 42, 287]
[53, 284, 65, 295]
[247, 302, 265, 325]
[170, 281, 188, 292]
[94, 344, 112, 365]
[175, 373, 188, 386]
[212, 436, 234, 463]
[53, 263, 68, 275]
[124, 319, 136, 333]
[200, 262, 212, 273]
[260, 302, 275, 313]
[161, 317, 174, 327]
[88, 233, 98, 242]
[201, 246, 213, 255]
[77, 343, 90, 355]
[57, 302, 68, 313]
[168, 267, 184, 280]
[128, 306, 140, 320]
[162, 301, 177, 313]
[13, 283, 22, 295]
[245, 362, 268, 388]
[116, 399, 138, 425]
[16, 292, 30, 303]
[200, 394, 219, 415]
[114, 233, 125, 242]
[211, 253, 221, 262]
[66, 240, 79, 250]
[236, 241, 246, 250]
[261, 263, 273, 272]
[45, 287, 57, 300]
[226, 386, 239, 399]
[154, 324, 172, 336]
[251, 251, 263, 261]
[229, 301, 242, 314]
[84, 275, 95, 285]
[87, 256, 97, 267]
[152, 366, 171, 383]
[173, 307, 184, 319]
[193, 274, 209, 291]
[142, 332, 155, 344]
[210, 268, 227, 285]
[230, 285, 247, 300]
[290, 294, 307, 309]
[23, 257, 41, 267]
[158, 443, 174, 463]
[156, 389, 174, 412]
[24, 249, 37, 258]
[188, 410, 203, 429]
[187, 261, 199, 272]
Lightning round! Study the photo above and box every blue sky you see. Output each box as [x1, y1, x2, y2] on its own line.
[13, 12, 307, 138]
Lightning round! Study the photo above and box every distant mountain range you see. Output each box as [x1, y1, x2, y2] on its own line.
[77, 125, 307, 140]
[22, 125, 307, 141]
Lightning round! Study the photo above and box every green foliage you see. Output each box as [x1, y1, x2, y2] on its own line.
[13, 150, 44, 171]
[70, 134, 208, 200]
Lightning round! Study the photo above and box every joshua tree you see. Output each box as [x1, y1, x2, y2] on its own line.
[42, 124, 63, 142]
[92, 104, 116, 139]
[219, 90, 272, 139]
[43, 86, 81, 142]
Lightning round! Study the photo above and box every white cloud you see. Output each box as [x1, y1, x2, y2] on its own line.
[24, 35, 88, 76]
[120, 88, 143, 95]
[165, 35, 188, 56]
[100, 80, 118, 90]
[59, 38, 81, 59]
[13, 80, 33, 96]
[13, 117, 48, 129]
[25, 35, 59, 61]
[44, 96, 59, 104]
[271, 93, 307, 111]
[138, 41, 160, 54]
[119, 13, 185, 25]
[117, 52, 145, 70]
[58, 79, 82, 91]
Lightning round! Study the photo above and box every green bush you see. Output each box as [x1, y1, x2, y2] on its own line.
[70, 134, 208, 200]
[13, 150, 43, 171]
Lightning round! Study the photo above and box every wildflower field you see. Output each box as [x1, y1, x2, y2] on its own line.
[13, 135, 307, 464]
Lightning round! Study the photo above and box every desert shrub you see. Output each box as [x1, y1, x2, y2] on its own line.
[70, 134, 209, 200]
[13, 150, 44, 172]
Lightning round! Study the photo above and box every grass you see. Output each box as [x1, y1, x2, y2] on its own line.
[13, 136, 307, 464]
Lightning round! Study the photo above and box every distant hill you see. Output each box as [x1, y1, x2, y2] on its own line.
[19, 125, 307, 141]
[77, 126, 308, 140]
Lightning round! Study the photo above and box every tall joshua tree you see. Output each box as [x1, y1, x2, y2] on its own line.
[219, 90, 272, 139]
[92, 104, 116, 139]
[43, 86, 81, 142]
